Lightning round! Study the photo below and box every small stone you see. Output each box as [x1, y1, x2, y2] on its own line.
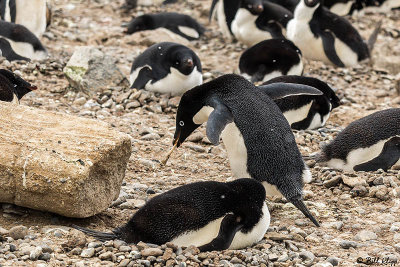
[126, 100, 141, 109]
[118, 259, 131, 267]
[74, 97, 87, 106]
[38, 252, 51, 261]
[313, 263, 333, 267]
[186, 132, 204, 143]
[326, 257, 340, 266]
[71, 247, 82, 255]
[81, 248, 95, 258]
[299, 251, 315, 264]
[394, 233, 400, 242]
[140, 133, 160, 141]
[119, 245, 132, 252]
[88, 241, 103, 248]
[394, 243, 400, 252]
[265, 232, 293, 241]
[99, 251, 113, 260]
[342, 176, 367, 188]
[30, 246, 43, 260]
[269, 253, 279, 261]
[66, 229, 87, 248]
[113, 240, 127, 249]
[354, 230, 378, 241]
[186, 144, 205, 153]
[140, 248, 163, 257]
[9, 225, 28, 240]
[168, 96, 181, 108]
[230, 257, 242, 264]
[0, 227, 9, 235]
[278, 254, 289, 262]
[339, 240, 359, 249]
[323, 176, 342, 188]
[350, 186, 368, 197]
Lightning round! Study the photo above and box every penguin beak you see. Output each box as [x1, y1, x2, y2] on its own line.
[291, 199, 320, 227]
[184, 58, 193, 68]
[249, 4, 263, 14]
[28, 85, 38, 91]
[161, 133, 180, 165]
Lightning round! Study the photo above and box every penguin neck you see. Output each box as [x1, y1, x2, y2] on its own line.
[294, 0, 320, 22]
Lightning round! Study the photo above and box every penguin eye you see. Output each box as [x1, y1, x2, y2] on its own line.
[13, 84, 17, 88]
[179, 121, 185, 127]
[175, 61, 180, 65]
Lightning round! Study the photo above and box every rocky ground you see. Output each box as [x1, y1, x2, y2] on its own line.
[1, 0, 400, 266]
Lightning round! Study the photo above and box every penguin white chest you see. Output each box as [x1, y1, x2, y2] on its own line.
[220, 122, 251, 179]
[15, 0, 47, 37]
[231, 9, 272, 46]
[216, 0, 233, 40]
[283, 101, 313, 125]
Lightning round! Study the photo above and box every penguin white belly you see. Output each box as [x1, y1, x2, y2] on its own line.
[308, 112, 331, 130]
[287, 19, 330, 64]
[15, 0, 47, 37]
[4, 0, 11, 21]
[283, 101, 313, 125]
[261, 71, 284, 83]
[177, 26, 199, 39]
[330, 1, 354, 16]
[217, 0, 233, 40]
[220, 122, 251, 179]
[262, 167, 311, 197]
[146, 67, 203, 96]
[287, 60, 304, 76]
[231, 9, 272, 47]
[326, 138, 392, 171]
[334, 38, 358, 66]
[4, 37, 46, 60]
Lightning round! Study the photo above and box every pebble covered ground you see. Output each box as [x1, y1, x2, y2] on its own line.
[1, 0, 400, 266]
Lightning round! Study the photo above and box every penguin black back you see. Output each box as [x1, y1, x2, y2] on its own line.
[125, 12, 205, 41]
[0, 69, 37, 102]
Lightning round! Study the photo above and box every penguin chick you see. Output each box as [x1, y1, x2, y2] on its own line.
[239, 39, 303, 83]
[287, 0, 381, 67]
[74, 179, 269, 251]
[130, 42, 202, 96]
[172, 74, 321, 226]
[124, 12, 205, 41]
[262, 75, 340, 130]
[0, 21, 47, 60]
[0, 38, 30, 61]
[317, 108, 400, 172]
[210, 0, 293, 46]
[0, 69, 37, 103]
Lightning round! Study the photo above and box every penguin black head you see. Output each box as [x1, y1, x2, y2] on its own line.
[0, 69, 37, 100]
[242, 0, 264, 14]
[304, 0, 321, 7]
[125, 15, 154, 34]
[168, 46, 197, 75]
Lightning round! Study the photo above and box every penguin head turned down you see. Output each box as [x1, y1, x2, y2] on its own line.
[0, 69, 37, 100]
[125, 15, 154, 34]
[241, 0, 264, 14]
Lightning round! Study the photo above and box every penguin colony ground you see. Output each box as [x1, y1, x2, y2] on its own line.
[0, 0, 398, 264]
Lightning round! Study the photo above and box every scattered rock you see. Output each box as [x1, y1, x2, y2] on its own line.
[141, 248, 163, 257]
[8, 225, 28, 240]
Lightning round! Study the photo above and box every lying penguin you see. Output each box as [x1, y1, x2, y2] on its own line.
[0, 69, 37, 103]
[239, 39, 303, 83]
[124, 12, 205, 41]
[74, 179, 269, 251]
[287, 0, 381, 67]
[0, 21, 47, 60]
[164, 74, 321, 226]
[210, 0, 293, 46]
[0, 0, 47, 37]
[0, 38, 30, 61]
[130, 42, 202, 96]
[317, 108, 400, 172]
[262, 75, 340, 130]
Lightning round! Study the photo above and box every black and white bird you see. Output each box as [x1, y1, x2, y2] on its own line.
[262, 75, 340, 130]
[0, 21, 47, 60]
[317, 108, 400, 172]
[167, 74, 321, 226]
[323, 0, 356, 15]
[130, 42, 202, 96]
[239, 39, 303, 83]
[0, 69, 37, 103]
[287, 0, 380, 67]
[74, 179, 270, 251]
[0, 0, 47, 37]
[210, 0, 293, 46]
[0, 37, 30, 61]
[266, 0, 300, 12]
[124, 12, 205, 41]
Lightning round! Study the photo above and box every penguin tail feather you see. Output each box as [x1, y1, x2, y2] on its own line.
[290, 199, 320, 227]
[72, 225, 117, 242]
[367, 20, 382, 52]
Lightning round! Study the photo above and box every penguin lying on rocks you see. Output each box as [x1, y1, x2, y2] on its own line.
[287, 0, 381, 67]
[164, 74, 321, 226]
[74, 179, 270, 251]
[0, 37, 30, 61]
[130, 42, 202, 96]
[262, 75, 340, 130]
[0, 21, 47, 60]
[239, 39, 303, 83]
[0, 69, 37, 103]
[124, 12, 205, 41]
[316, 108, 400, 172]
[210, 0, 293, 46]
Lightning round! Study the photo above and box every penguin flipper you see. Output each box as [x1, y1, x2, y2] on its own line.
[257, 83, 322, 100]
[72, 225, 117, 242]
[198, 214, 243, 252]
[206, 99, 233, 145]
[131, 67, 153, 89]
[353, 137, 400, 172]
[320, 30, 345, 67]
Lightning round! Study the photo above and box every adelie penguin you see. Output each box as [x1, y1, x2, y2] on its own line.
[74, 179, 270, 251]
[209, 0, 294, 46]
[239, 39, 303, 83]
[164, 74, 321, 226]
[316, 108, 400, 172]
[0, 38, 30, 61]
[0, 69, 37, 103]
[130, 42, 202, 96]
[262, 75, 340, 130]
[124, 12, 205, 41]
[0, 21, 48, 60]
[287, 0, 381, 67]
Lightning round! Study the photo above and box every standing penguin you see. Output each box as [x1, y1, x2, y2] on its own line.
[210, 0, 293, 46]
[166, 74, 321, 226]
[0, 69, 37, 103]
[0, 38, 30, 61]
[130, 42, 202, 96]
[287, 0, 380, 67]
[239, 39, 303, 83]
[124, 13, 205, 41]
[74, 179, 269, 251]
[0, 21, 47, 60]
[0, 0, 47, 37]
[262, 75, 340, 130]
[316, 108, 400, 172]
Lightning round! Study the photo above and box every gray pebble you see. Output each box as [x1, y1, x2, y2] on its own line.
[30, 246, 43, 260]
[339, 240, 359, 249]
[299, 251, 315, 264]
[38, 252, 51, 261]
[88, 241, 103, 248]
[119, 246, 132, 252]
[118, 258, 131, 267]
[354, 230, 377, 241]
[80, 248, 95, 258]
[327, 256, 340, 266]
[8, 225, 28, 240]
